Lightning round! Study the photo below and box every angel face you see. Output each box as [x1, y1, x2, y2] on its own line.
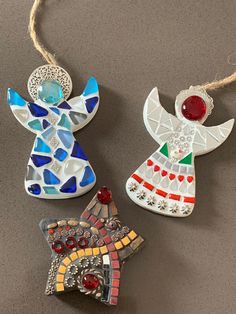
[175, 86, 214, 124]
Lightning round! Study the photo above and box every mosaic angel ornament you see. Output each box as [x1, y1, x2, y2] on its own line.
[7, 65, 99, 199]
[126, 86, 234, 217]
[40, 187, 144, 305]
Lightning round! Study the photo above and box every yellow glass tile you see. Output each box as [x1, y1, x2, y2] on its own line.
[85, 248, 93, 256]
[56, 283, 64, 292]
[114, 241, 123, 250]
[128, 230, 137, 240]
[93, 247, 100, 255]
[62, 257, 71, 266]
[121, 236, 131, 246]
[77, 250, 85, 258]
[58, 265, 66, 274]
[100, 246, 108, 254]
[70, 252, 78, 261]
[56, 274, 64, 282]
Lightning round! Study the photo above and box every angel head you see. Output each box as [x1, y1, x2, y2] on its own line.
[175, 85, 214, 124]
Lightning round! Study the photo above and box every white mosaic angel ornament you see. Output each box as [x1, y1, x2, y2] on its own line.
[126, 86, 234, 217]
[7, 65, 99, 199]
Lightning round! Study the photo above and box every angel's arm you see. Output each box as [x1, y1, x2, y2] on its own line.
[193, 119, 234, 156]
[7, 88, 49, 134]
[67, 77, 99, 132]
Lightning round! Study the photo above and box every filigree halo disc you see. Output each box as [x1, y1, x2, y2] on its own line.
[27, 64, 73, 101]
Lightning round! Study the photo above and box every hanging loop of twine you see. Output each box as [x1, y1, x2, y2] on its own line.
[201, 71, 236, 91]
[29, 0, 236, 90]
[29, 0, 58, 66]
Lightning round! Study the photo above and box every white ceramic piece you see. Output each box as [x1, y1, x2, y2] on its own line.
[126, 86, 234, 217]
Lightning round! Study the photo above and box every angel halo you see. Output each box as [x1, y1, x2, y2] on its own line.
[8, 64, 99, 199]
[126, 86, 234, 217]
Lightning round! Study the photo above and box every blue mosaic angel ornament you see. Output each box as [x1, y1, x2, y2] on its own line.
[7, 65, 99, 199]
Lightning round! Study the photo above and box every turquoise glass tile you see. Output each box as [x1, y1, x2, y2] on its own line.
[83, 77, 98, 96]
[28, 119, 42, 131]
[7, 88, 27, 106]
[58, 113, 71, 130]
[34, 138, 51, 153]
[43, 186, 59, 194]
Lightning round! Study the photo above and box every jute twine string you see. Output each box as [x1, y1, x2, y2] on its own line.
[29, 0, 58, 66]
[29, 0, 236, 91]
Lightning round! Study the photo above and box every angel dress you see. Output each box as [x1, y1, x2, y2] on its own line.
[126, 86, 234, 217]
[7, 77, 99, 199]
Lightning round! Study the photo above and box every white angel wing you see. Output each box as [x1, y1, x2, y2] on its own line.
[143, 87, 181, 145]
[193, 119, 234, 156]
[67, 77, 99, 132]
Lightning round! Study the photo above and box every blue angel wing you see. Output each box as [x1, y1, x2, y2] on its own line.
[66, 77, 99, 132]
[7, 88, 50, 134]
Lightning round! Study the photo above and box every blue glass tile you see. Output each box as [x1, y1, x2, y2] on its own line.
[60, 176, 77, 193]
[58, 101, 71, 109]
[80, 166, 95, 187]
[34, 138, 51, 153]
[38, 80, 64, 104]
[57, 129, 73, 149]
[54, 148, 68, 161]
[43, 186, 59, 194]
[28, 103, 48, 117]
[71, 141, 88, 160]
[31, 154, 52, 167]
[85, 97, 98, 113]
[83, 77, 98, 96]
[58, 113, 71, 130]
[43, 119, 50, 129]
[28, 184, 41, 195]
[7, 88, 27, 106]
[28, 119, 42, 131]
[50, 107, 60, 115]
[43, 169, 60, 185]
[42, 127, 56, 141]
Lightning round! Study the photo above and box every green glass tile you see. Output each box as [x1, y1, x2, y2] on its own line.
[179, 152, 192, 165]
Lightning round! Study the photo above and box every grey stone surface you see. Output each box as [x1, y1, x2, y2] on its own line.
[0, 0, 235, 313]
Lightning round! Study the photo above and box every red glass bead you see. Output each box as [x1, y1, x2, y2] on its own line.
[48, 229, 54, 235]
[78, 237, 89, 249]
[181, 96, 206, 121]
[97, 187, 112, 204]
[52, 240, 64, 254]
[82, 274, 100, 290]
[65, 237, 77, 249]
[65, 225, 71, 231]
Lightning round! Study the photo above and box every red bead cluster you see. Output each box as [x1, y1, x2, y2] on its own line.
[52, 236, 89, 254]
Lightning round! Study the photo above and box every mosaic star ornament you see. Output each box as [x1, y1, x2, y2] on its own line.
[39, 187, 144, 305]
[126, 86, 234, 217]
[7, 65, 99, 199]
